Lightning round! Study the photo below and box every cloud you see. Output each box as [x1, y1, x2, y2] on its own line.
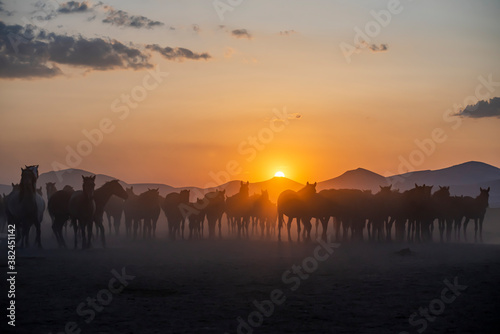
[0, 1, 13, 16]
[279, 30, 297, 36]
[102, 8, 164, 29]
[455, 97, 500, 118]
[358, 41, 388, 53]
[0, 21, 152, 79]
[288, 113, 302, 119]
[146, 44, 211, 61]
[231, 29, 252, 39]
[58, 1, 92, 14]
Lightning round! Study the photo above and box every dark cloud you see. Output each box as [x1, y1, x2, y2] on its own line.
[0, 1, 13, 16]
[361, 42, 388, 52]
[231, 29, 252, 39]
[58, 1, 92, 14]
[103, 9, 164, 29]
[455, 97, 500, 118]
[0, 21, 152, 79]
[279, 30, 297, 36]
[146, 44, 211, 61]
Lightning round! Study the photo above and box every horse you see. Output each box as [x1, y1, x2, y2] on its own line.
[252, 190, 277, 238]
[277, 182, 317, 242]
[225, 182, 252, 238]
[104, 195, 125, 236]
[48, 186, 75, 248]
[46, 182, 58, 200]
[204, 189, 226, 239]
[123, 187, 139, 238]
[133, 188, 161, 239]
[92, 180, 128, 247]
[431, 186, 454, 242]
[462, 187, 490, 242]
[401, 184, 433, 242]
[162, 189, 190, 240]
[182, 198, 206, 239]
[69, 175, 96, 249]
[5, 167, 44, 248]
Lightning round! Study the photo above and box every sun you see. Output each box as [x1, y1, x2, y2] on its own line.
[274, 171, 285, 178]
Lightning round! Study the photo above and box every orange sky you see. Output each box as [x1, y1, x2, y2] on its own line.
[1, 1, 500, 186]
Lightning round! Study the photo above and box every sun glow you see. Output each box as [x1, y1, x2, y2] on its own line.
[274, 171, 285, 178]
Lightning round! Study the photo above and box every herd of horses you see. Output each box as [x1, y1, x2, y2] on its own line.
[0, 165, 491, 249]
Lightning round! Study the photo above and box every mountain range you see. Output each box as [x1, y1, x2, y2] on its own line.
[1, 161, 499, 207]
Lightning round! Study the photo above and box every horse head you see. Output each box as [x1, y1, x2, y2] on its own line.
[239, 181, 250, 197]
[82, 175, 96, 199]
[106, 180, 128, 200]
[20, 167, 37, 193]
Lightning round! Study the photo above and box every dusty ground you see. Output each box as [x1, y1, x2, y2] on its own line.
[1, 209, 500, 333]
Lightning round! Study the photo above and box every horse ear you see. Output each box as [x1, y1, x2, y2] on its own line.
[388, 184, 392, 190]
[313, 182, 317, 187]
[414, 183, 418, 188]
[306, 181, 309, 185]
[82, 175, 85, 181]
[487, 187, 490, 192]
[241, 181, 243, 185]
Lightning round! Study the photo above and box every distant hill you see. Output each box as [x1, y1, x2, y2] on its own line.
[1, 161, 499, 207]
[386, 161, 500, 191]
[317, 168, 387, 192]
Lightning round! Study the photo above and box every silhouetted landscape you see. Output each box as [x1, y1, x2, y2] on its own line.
[2, 1, 500, 333]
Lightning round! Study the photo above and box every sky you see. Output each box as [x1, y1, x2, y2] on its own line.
[0, 0, 499, 187]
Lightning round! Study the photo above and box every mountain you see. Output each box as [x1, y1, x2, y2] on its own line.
[387, 161, 500, 191]
[317, 168, 388, 192]
[1, 161, 499, 207]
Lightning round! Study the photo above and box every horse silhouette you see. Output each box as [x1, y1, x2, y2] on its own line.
[431, 186, 454, 242]
[133, 188, 161, 239]
[48, 186, 75, 248]
[46, 182, 57, 199]
[252, 190, 277, 238]
[69, 175, 96, 249]
[5, 166, 44, 248]
[204, 189, 226, 239]
[104, 195, 125, 236]
[226, 182, 252, 238]
[401, 184, 433, 242]
[93, 180, 128, 247]
[277, 182, 317, 242]
[462, 187, 490, 242]
[123, 187, 139, 238]
[182, 198, 206, 239]
[162, 189, 190, 240]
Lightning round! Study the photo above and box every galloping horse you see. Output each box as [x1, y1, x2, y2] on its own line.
[69, 176, 96, 249]
[5, 166, 45, 248]
[277, 182, 317, 242]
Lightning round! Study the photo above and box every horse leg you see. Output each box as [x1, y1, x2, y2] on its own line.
[479, 217, 484, 243]
[463, 218, 469, 242]
[474, 218, 479, 243]
[72, 219, 78, 249]
[98, 219, 106, 247]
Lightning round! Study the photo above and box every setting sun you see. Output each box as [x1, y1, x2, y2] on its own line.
[274, 171, 285, 178]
